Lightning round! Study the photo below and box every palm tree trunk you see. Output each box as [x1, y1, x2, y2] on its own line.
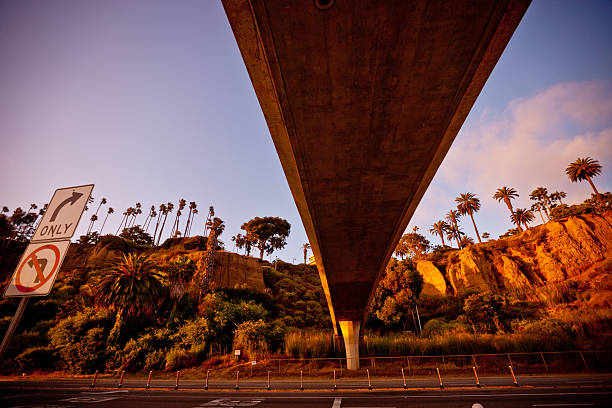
[100, 213, 110, 235]
[543, 204, 551, 220]
[153, 214, 162, 243]
[143, 212, 151, 231]
[586, 175, 605, 206]
[469, 212, 482, 243]
[184, 210, 193, 237]
[452, 220, 461, 249]
[438, 231, 445, 247]
[116, 215, 127, 235]
[157, 213, 169, 246]
[536, 207, 545, 223]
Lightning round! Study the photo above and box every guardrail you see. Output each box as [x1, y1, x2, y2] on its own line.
[80, 350, 611, 391]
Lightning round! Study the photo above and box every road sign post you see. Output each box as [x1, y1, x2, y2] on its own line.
[0, 184, 93, 362]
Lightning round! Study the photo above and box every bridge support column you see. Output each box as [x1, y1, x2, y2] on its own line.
[339, 320, 360, 370]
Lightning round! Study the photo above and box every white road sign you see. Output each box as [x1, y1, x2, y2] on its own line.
[4, 240, 71, 297]
[31, 184, 94, 242]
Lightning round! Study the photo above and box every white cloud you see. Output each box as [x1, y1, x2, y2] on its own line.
[410, 80, 612, 243]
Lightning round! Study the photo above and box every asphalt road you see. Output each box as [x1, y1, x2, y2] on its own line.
[1, 375, 610, 408]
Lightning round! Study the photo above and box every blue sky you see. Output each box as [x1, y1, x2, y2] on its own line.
[1, 0, 611, 261]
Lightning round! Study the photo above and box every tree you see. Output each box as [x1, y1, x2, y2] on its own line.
[459, 236, 475, 247]
[129, 203, 142, 228]
[566, 157, 605, 206]
[204, 206, 215, 236]
[143, 205, 156, 231]
[511, 208, 535, 230]
[153, 204, 166, 243]
[530, 187, 551, 220]
[371, 259, 424, 331]
[99, 207, 114, 235]
[550, 191, 566, 205]
[446, 223, 465, 248]
[445, 210, 462, 248]
[184, 201, 197, 237]
[531, 202, 546, 223]
[156, 202, 174, 245]
[95, 253, 164, 340]
[302, 243, 311, 264]
[171, 199, 186, 237]
[463, 293, 509, 334]
[232, 233, 256, 256]
[240, 217, 291, 260]
[429, 221, 449, 247]
[394, 232, 430, 260]
[119, 225, 154, 245]
[188, 208, 198, 236]
[455, 193, 482, 243]
[493, 187, 521, 231]
[482, 232, 490, 240]
[87, 214, 98, 235]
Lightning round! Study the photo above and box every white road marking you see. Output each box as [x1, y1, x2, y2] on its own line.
[2, 394, 31, 399]
[332, 398, 341, 408]
[61, 396, 119, 403]
[198, 399, 262, 407]
[472, 404, 484, 408]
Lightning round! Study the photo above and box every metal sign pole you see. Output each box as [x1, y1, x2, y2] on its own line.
[0, 297, 29, 362]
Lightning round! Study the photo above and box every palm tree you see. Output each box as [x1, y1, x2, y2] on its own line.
[95, 253, 164, 340]
[566, 157, 605, 206]
[143, 205, 155, 231]
[482, 232, 490, 240]
[153, 204, 166, 244]
[493, 187, 521, 231]
[446, 224, 464, 248]
[94, 198, 107, 217]
[550, 191, 566, 205]
[459, 236, 475, 247]
[156, 202, 173, 245]
[86, 214, 98, 235]
[184, 201, 197, 237]
[531, 202, 546, 223]
[171, 199, 186, 237]
[511, 208, 535, 230]
[187, 208, 198, 236]
[116, 207, 132, 235]
[530, 187, 551, 220]
[99, 207, 114, 235]
[455, 193, 482, 243]
[204, 206, 215, 236]
[429, 221, 449, 247]
[128, 203, 142, 227]
[302, 243, 311, 264]
[445, 210, 462, 248]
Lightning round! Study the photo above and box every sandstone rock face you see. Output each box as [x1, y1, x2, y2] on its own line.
[208, 251, 266, 292]
[417, 260, 447, 296]
[420, 212, 612, 295]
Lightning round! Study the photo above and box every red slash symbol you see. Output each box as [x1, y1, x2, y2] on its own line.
[15, 245, 60, 292]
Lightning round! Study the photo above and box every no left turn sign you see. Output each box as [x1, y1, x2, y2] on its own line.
[4, 240, 71, 297]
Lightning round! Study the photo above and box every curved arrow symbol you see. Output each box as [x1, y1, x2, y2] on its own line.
[49, 191, 83, 222]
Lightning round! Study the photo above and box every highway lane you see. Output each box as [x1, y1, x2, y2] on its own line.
[1, 376, 611, 408]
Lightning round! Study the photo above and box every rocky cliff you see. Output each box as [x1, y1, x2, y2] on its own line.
[417, 212, 612, 296]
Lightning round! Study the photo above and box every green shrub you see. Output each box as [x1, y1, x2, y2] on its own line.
[165, 348, 193, 371]
[15, 346, 59, 372]
[49, 308, 114, 373]
[233, 319, 286, 359]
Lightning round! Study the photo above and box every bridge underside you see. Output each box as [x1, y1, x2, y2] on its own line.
[222, 0, 529, 366]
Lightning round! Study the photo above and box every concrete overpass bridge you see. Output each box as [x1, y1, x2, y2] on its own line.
[222, 0, 530, 369]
